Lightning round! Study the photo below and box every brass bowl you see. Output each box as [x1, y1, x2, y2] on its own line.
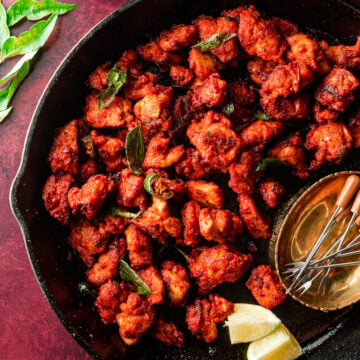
[275, 171, 360, 311]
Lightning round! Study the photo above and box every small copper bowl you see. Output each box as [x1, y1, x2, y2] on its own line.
[275, 171, 360, 311]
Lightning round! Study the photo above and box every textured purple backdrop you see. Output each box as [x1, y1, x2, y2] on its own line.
[0, 1, 126, 359]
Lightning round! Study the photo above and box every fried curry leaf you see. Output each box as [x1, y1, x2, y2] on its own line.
[119, 259, 152, 296]
[7, 0, 76, 26]
[2, 13, 57, 59]
[0, 3, 10, 48]
[192, 32, 237, 52]
[81, 135, 97, 160]
[255, 157, 290, 172]
[97, 65, 127, 109]
[125, 125, 145, 176]
[222, 102, 235, 116]
[106, 207, 141, 219]
[144, 173, 174, 200]
[254, 112, 271, 120]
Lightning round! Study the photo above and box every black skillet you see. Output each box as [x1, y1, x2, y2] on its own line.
[10, 0, 360, 359]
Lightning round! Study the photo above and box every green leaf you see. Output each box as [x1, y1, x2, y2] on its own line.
[0, 107, 13, 123]
[106, 207, 141, 219]
[97, 65, 127, 109]
[192, 32, 237, 52]
[0, 3, 9, 48]
[222, 102, 235, 117]
[255, 157, 290, 172]
[7, 0, 76, 26]
[254, 112, 271, 120]
[119, 260, 152, 296]
[2, 13, 58, 59]
[81, 135, 97, 160]
[143, 173, 174, 200]
[125, 125, 145, 176]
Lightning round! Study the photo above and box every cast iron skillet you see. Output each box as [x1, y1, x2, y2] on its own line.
[10, 0, 360, 359]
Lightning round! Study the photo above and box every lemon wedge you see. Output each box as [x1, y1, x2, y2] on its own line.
[247, 323, 303, 360]
[224, 303, 281, 344]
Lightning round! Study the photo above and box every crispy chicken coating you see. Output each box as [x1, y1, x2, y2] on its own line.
[124, 72, 159, 100]
[237, 193, 271, 239]
[48, 119, 78, 174]
[199, 208, 243, 243]
[313, 103, 339, 124]
[175, 148, 211, 180]
[286, 33, 330, 74]
[188, 244, 252, 294]
[143, 133, 184, 169]
[314, 67, 359, 112]
[196, 16, 239, 63]
[42, 173, 74, 225]
[258, 178, 286, 208]
[305, 123, 352, 171]
[185, 180, 224, 209]
[180, 200, 201, 247]
[238, 6, 286, 61]
[228, 80, 256, 107]
[150, 318, 185, 348]
[170, 65, 194, 86]
[159, 24, 198, 51]
[187, 111, 241, 171]
[151, 175, 185, 202]
[84, 93, 134, 128]
[115, 49, 143, 79]
[160, 260, 190, 306]
[68, 217, 109, 267]
[209, 294, 234, 323]
[228, 150, 262, 195]
[79, 160, 98, 183]
[116, 293, 155, 346]
[188, 48, 219, 81]
[137, 265, 165, 305]
[88, 62, 111, 90]
[348, 107, 360, 148]
[240, 120, 284, 152]
[103, 215, 126, 235]
[246, 265, 286, 309]
[124, 225, 153, 269]
[272, 17, 298, 36]
[268, 132, 309, 179]
[86, 239, 122, 286]
[247, 57, 278, 85]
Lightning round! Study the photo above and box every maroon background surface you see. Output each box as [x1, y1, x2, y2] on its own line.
[0, 1, 126, 359]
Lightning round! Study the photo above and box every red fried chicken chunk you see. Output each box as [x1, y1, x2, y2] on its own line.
[48, 120, 78, 174]
[179, 200, 201, 247]
[209, 294, 234, 323]
[150, 318, 185, 348]
[116, 293, 155, 345]
[170, 65, 194, 86]
[124, 72, 159, 100]
[88, 62, 111, 90]
[258, 178, 286, 208]
[246, 265, 286, 309]
[185, 180, 224, 209]
[68, 174, 115, 220]
[188, 48, 219, 80]
[159, 24, 197, 51]
[247, 57, 278, 85]
[137, 265, 165, 305]
[313, 103, 339, 125]
[160, 260, 190, 306]
[175, 148, 211, 180]
[79, 160, 98, 183]
[188, 244, 252, 294]
[348, 107, 360, 148]
[42, 173, 74, 225]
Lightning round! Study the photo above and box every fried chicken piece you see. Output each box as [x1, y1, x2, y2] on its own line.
[150, 175, 185, 202]
[313, 103, 339, 124]
[68, 174, 115, 220]
[137, 266, 165, 305]
[116, 168, 146, 210]
[320, 37, 360, 69]
[86, 239, 122, 286]
[124, 225, 153, 269]
[247, 57, 278, 85]
[246, 265, 286, 309]
[124, 72, 159, 100]
[42, 173, 75, 225]
[95, 281, 131, 325]
[103, 215, 126, 235]
[159, 24, 198, 51]
[286, 33, 330, 74]
[170, 65, 194, 86]
[68, 217, 109, 267]
[199, 208, 243, 243]
[78, 160, 98, 183]
[150, 318, 185, 348]
[314, 67, 359, 112]
[196, 16, 239, 63]
[305, 123, 352, 171]
[84, 93, 134, 128]
[90, 130, 124, 172]
[187, 111, 241, 172]
[160, 260, 190, 306]
[179, 200, 201, 247]
[185, 180, 224, 209]
[228, 150, 263, 195]
[175, 148, 211, 180]
[272, 17, 298, 36]
[191, 73, 227, 108]
[228, 80, 256, 107]
[240, 120, 284, 152]
[88, 62, 111, 90]
[258, 178, 286, 208]
[143, 133, 184, 169]
[48, 120, 78, 174]
[237, 193, 271, 239]
[116, 293, 155, 346]
[238, 6, 286, 61]
[115, 49, 143, 79]
[188, 48, 219, 80]
[348, 107, 360, 148]
[209, 294, 234, 322]
[188, 244, 252, 294]
[268, 132, 309, 179]
[221, 6, 246, 20]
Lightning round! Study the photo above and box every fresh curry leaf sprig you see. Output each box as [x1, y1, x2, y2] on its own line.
[119, 259, 152, 295]
[125, 125, 145, 176]
[192, 32, 237, 52]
